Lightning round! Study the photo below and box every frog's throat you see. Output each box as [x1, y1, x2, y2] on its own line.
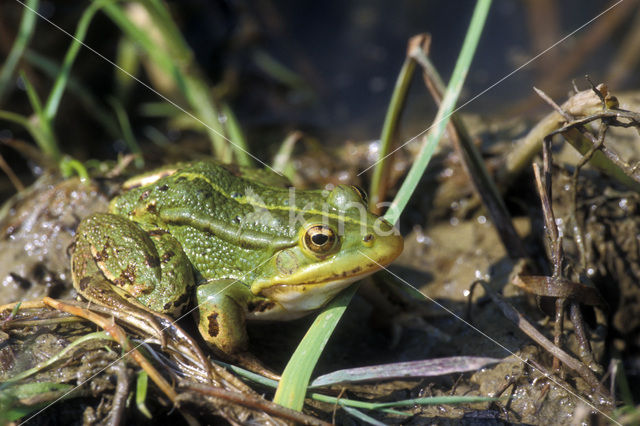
[247, 274, 365, 321]
[251, 252, 397, 321]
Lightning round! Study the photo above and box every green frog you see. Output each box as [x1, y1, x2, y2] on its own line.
[71, 161, 403, 372]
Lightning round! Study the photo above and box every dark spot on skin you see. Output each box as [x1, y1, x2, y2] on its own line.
[146, 203, 157, 213]
[9, 273, 31, 290]
[161, 250, 174, 264]
[95, 244, 110, 262]
[207, 313, 220, 337]
[172, 292, 190, 308]
[145, 254, 160, 268]
[158, 184, 169, 191]
[139, 190, 150, 201]
[115, 264, 137, 286]
[78, 276, 91, 291]
[248, 299, 276, 313]
[148, 229, 169, 237]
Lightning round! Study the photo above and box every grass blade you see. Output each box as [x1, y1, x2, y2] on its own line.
[309, 356, 501, 388]
[385, 0, 492, 225]
[368, 52, 416, 212]
[44, 0, 108, 122]
[273, 284, 360, 410]
[0, 0, 38, 101]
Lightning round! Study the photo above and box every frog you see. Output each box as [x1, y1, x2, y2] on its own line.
[70, 160, 403, 373]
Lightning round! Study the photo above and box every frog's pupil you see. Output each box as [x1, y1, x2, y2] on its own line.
[312, 233, 329, 246]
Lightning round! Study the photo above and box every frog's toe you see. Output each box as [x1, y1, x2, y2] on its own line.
[133, 309, 169, 347]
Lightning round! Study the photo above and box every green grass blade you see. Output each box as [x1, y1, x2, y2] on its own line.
[213, 361, 279, 388]
[369, 55, 416, 211]
[20, 72, 44, 118]
[273, 283, 360, 410]
[310, 392, 497, 411]
[58, 157, 90, 180]
[135, 371, 153, 418]
[19, 72, 60, 160]
[220, 103, 251, 166]
[25, 50, 120, 139]
[341, 406, 388, 426]
[109, 98, 144, 167]
[0, 109, 51, 158]
[0, 382, 75, 423]
[0, 0, 38, 101]
[99, 1, 231, 159]
[385, 0, 492, 225]
[44, 0, 109, 122]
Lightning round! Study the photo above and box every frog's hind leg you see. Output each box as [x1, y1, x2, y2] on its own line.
[71, 213, 195, 347]
[72, 236, 169, 344]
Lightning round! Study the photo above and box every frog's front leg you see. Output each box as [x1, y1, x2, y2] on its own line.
[71, 213, 195, 342]
[195, 280, 278, 378]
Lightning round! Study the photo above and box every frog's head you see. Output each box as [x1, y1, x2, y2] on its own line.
[250, 185, 403, 318]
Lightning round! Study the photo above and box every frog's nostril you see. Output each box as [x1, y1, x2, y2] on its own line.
[363, 234, 374, 243]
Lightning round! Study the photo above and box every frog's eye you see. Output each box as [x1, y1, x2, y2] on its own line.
[304, 225, 337, 254]
[351, 185, 368, 203]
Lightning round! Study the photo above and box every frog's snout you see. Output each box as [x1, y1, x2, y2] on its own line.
[359, 221, 403, 268]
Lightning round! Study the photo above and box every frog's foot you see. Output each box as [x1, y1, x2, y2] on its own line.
[75, 273, 168, 347]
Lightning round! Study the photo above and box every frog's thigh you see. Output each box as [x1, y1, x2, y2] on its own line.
[73, 213, 192, 314]
[72, 235, 167, 338]
[195, 280, 252, 355]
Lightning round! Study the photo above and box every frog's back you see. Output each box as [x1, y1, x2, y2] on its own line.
[109, 162, 302, 280]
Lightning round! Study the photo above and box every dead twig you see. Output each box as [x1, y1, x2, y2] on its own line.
[181, 382, 332, 426]
[42, 297, 179, 403]
[467, 280, 609, 399]
[411, 35, 527, 259]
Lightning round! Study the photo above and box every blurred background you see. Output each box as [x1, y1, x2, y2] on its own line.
[0, 0, 637, 181]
